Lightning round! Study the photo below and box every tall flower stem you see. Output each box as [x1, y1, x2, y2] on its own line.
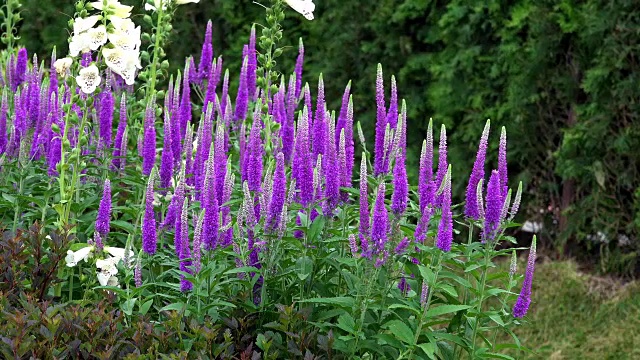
[470, 243, 492, 357]
[351, 266, 381, 356]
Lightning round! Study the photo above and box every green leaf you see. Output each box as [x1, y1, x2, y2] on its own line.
[296, 256, 313, 281]
[336, 313, 356, 334]
[111, 220, 135, 233]
[383, 320, 415, 345]
[418, 343, 436, 359]
[121, 298, 136, 316]
[426, 305, 472, 318]
[160, 302, 187, 313]
[139, 299, 153, 315]
[298, 297, 354, 308]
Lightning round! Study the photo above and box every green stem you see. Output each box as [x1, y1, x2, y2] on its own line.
[147, 5, 164, 98]
[351, 266, 380, 356]
[470, 246, 491, 357]
[12, 171, 24, 234]
[490, 276, 514, 350]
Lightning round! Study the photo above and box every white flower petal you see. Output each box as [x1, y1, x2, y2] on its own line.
[69, 33, 91, 57]
[65, 245, 95, 267]
[54, 57, 74, 75]
[106, 276, 120, 287]
[97, 271, 111, 286]
[284, 0, 315, 20]
[76, 64, 101, 94]
[73, 15, 102, 34]
[87, 25, 108, 51]
[104, 246, 126, 261]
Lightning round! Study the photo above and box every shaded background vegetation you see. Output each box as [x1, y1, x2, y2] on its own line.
[10, 0, 640, 275]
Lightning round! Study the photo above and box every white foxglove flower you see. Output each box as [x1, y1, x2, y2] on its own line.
[109, 16, 136, 35]
[102, 47, 140, 85]
[69, 33, 91, 57]
[90, 0, 133, 19]
[284, 0, 315, 20]
[54, 57, 74, 76]
[107, 28, 141, 51]
[73, 15, 102, 34]
[87, 25, 108, 51]
[65, 245, 95, 267]
[76, 64, 102, 94]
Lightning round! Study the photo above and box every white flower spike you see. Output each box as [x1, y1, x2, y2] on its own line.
[76, 64, 102, 94]
[284, 0, 315, 20]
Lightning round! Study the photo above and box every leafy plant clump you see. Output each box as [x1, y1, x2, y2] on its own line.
[0, 0, 538, 358]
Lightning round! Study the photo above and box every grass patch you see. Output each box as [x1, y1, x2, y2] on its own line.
[503, 259, 640, 359]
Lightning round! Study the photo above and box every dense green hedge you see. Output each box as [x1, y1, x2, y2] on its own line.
[12, 0, 640, 274]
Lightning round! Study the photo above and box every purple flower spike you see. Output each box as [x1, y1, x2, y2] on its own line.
[13, 48, 28, 91]
[220, 69, 229, 118]
[483, 170, 502, 242]
[142, 98, 156, 176]
[95, 179, 111, 243]
[414, 206, 432, 244]
[386, 75, 398, 130]
[371, 182, 388, 254]
[398, 276, 410, 296]
[180, 61, 192, 139]
[391, 151, 408, 216]
[418, 121, 434, 211]
[142, 173, 157, 255]
[235, 55, 249, 123]
[134, 261, 142, 287]
[312, 74, 326, 158]
[98, 91, 114, 147]
[247, 113, 264, 192]
[434, 125, 448, 207]
[178, 198, 193, 292]
[266, 152, 286, 231]
[436, 166, 453, 252]
[465, 120, 490, 220]
[324, 114, 340, 213]
[112, 94, 127, 169]
[394, 237, 410, 255]
[359, 154, 370, 237]
[159, 110, 175, 190]
[247, 25, 257, 101]
[498, 127, 508, 199]
[374, 64, 387, 176]
[338, 130, 349, 201]
[0, 92, 8, 154]
[348, 234, 359, 257]
[294, 38, 304, 99]
[293, 107, 313, 207]
[513, 237, 537, 318]
[202, 147, 220, 250]
[197, 20, 213, 84]
[193, 209, 205, 273]
[281, 81, 295, 163]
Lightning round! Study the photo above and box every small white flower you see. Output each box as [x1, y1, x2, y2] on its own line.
[87, 25, 109, 51]
[65, 245, 95, 267]
[107, 28, 141, 51]
[54, 57, 74, 76]
[90, 0, 133, 19]
[96, 256, 121, 286]
[76, 64, 102, 94]
[104, 246, 126, 261]
[109, 16, 136, 35]
[284, 0, 315, 20]
[73, 15, 102, 35]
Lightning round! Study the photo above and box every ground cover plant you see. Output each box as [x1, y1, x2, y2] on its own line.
[1, 0, 538, 358]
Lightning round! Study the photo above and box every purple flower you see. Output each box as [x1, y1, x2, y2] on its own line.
[234, 55, 249, 123]
[338, 130, 349, 201]
[293, 106, 313, 206]
[513, 237, 537, 318]
[159, 110, 175, 190]
[266, 152, 286, 232]
[178, 198, 192, 292]
[247, 25, 257, 100]
[371, 182, 388, 254]
[171, 74, 183, 160]
[220, 69, 229, 118]
[483, 170, 502, 242]
[95, 179, 111, 242]
[374, 64, 387, 176]
[193, 209, 205, 273]
[391, 152, 408, 215]
[414, 206, 432, 245]
[142, 97, 156, 176]
[436, 166, 452, 252]
[420, 281, 429, 308]
[312, 75, 326, 158]
[194, 105, 214, 197]
[202, 148, 219, 250]
[197, 20, 214, 84]
[498, 127, 508, 199]
[465, 120, 490, 219]
[112, 94, 128, 169]
[12, 48, 28, 91]
[247, 113, 263, 192]
[434, 125, 448, 207]
[348, 234, 359, 257]
[294, 38, 304, 99]
[0, 91, 8, 154]
[398, 276, 410, 296]
[359, 154, 370, 237]
[323, 115, 340, 214]
[162, 178, 185, 229]
[98, 91, 114, 147]
[386, 75, 398, 131]
[179, 60, 192, 139]
[142, 174, 157, 255]
[281, 81, 295, 163]
[394, 237, 410, 255]
[134, 261, 142, 287]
